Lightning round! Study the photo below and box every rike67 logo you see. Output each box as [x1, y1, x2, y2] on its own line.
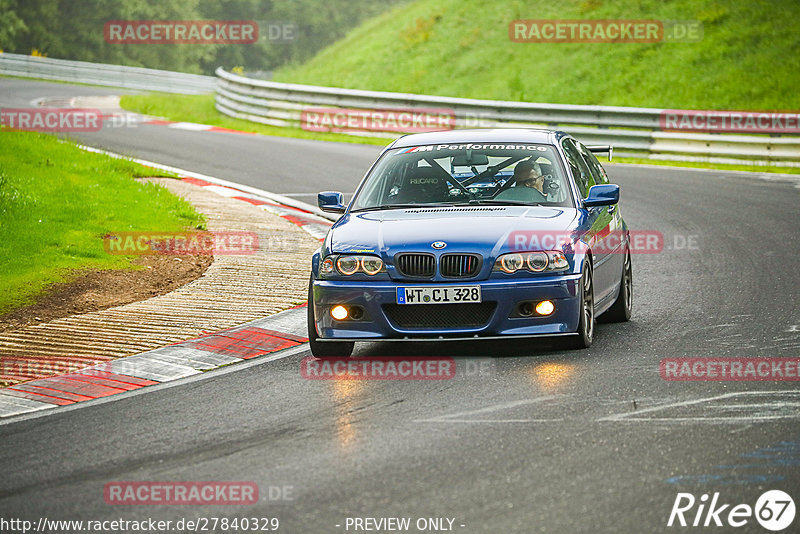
[668, 490, 795, 531]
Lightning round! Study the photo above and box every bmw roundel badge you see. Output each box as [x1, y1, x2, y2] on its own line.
[431, 241, 447, 249]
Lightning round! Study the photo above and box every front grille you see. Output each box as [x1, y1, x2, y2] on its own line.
[440, 254, 481, 278]
[395, 253, 435, 278]
[383, 302, 496, 329]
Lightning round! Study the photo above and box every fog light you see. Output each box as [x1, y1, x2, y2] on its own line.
[330, 305, 348, 320]
[517, 302, 534, 317]
[535, 300, 555, 316]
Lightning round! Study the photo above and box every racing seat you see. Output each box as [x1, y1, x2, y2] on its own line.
[392, 166, 452, 204]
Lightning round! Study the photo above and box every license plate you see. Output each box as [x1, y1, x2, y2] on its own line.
[396, 286, 481, 305]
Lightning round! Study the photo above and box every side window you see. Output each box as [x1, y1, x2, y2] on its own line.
[561, 139, 593, 198]
[578, 142, 610, 186]
[371, 161, 405, 203]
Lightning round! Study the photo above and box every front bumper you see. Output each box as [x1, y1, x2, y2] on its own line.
[311, 275, 582, 340]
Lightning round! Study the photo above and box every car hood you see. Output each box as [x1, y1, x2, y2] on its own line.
[328, 206, 581, 259]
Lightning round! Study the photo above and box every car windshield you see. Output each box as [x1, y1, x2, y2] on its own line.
[350, 143, 573, 211]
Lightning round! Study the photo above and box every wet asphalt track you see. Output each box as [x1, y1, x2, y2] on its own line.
[1, 78, 800, 533]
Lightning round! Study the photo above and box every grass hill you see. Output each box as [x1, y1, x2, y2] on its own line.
[274, 0, 800, 110]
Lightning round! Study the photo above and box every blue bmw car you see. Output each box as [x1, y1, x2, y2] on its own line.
[308, 129, 632, 357]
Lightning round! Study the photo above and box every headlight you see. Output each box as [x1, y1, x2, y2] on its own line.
[499, 253, 524, 273]
[494, 251, 569, 273]
[336, 256, 359, 275]
[526, 252, 548, 272]
[320, 257, 335, 276]
[320, 255, 385, 277]
[547, 251, 569, 270]
[361, 256, 383, 275]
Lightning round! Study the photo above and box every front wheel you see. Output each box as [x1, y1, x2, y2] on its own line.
[602, 249, 632, 323]
[307, 278, 354, 358]
[568, 261, 595, 349]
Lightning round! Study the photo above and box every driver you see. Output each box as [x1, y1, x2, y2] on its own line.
[513, 160, 546, 197]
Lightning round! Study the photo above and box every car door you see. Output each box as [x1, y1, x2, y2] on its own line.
[561, 138, 617, 305]
[578, 140, 625, 305]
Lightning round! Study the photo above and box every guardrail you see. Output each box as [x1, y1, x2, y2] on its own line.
[1, 54, 795, 167]
[215, 68, 800, 167]
[0, 53, 215, 94]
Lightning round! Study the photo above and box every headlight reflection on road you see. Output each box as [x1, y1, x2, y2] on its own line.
[331, 378, 363, 450]
[530, 362, 576, 392]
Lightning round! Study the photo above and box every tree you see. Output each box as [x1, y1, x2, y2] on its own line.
[1, 0, 405, 74]
[0, 0, 26, 51]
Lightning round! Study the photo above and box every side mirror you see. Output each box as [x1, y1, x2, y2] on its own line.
[583, 184, 619, 207]
[318, 191, 346, 213]
[587, 145, 613, 162]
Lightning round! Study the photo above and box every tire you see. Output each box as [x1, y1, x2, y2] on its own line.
[602, 248, 632, 323]
[307, 277, 354, 359]
[568, 261, 595, 349]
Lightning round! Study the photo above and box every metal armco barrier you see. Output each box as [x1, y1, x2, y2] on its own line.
[215, 67, 800, 167]
[0, 53, 215, 94]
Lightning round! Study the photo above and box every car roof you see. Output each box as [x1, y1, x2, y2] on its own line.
[388, 128, 567, 149]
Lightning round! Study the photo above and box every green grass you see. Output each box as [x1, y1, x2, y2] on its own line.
[274, 0, 800, 110]
[120, 93, 389, 146]
[0, 130, 206, 315]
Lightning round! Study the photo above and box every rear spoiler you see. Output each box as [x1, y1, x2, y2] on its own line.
[587, 145, 613, 162]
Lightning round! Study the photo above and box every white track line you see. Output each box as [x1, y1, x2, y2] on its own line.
[415, 396, 561, 423]
[599, 390, 800, 422]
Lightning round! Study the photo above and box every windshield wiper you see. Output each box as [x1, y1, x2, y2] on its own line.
[456, 200, 544, 207]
